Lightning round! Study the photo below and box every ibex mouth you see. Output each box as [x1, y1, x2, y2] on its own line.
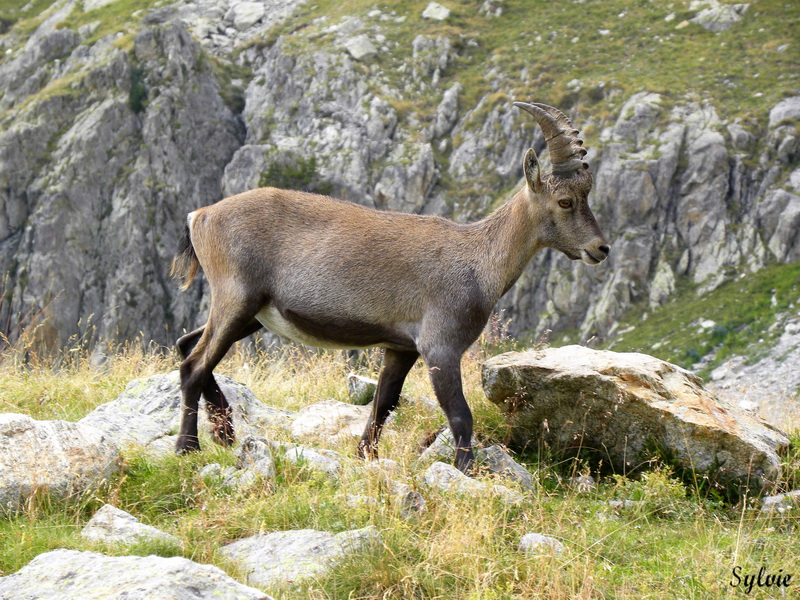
[562, 250, 581, 261]
[581, 249, 604, 265]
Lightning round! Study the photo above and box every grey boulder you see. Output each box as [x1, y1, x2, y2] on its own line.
[220, 526, 380, 588]
[482, 346, 789, 490]
[0, 414, 118, 515]
[78, 372, 294, 453]
[0, 549, 272, 599]
[81, 504, 181, 547]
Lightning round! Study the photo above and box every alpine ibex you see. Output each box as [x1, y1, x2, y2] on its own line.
[171, 102, 609, 473]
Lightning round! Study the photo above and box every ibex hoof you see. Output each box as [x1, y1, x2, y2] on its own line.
[175, 436, 201, 454]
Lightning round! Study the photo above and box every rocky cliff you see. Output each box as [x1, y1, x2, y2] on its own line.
[0, 0, 798, 353]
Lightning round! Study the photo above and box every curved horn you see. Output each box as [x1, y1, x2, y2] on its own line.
[513, 101, 588, 176]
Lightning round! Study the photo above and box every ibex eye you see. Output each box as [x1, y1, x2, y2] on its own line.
[558, 199, 572, 209]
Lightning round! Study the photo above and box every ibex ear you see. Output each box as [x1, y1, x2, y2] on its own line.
[523, 148, 542, 192]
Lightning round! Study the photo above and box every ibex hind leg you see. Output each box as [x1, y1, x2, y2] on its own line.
[176, 307, 262, 454]
[358, 348, 419, 460]
[177, 321, 263, 447]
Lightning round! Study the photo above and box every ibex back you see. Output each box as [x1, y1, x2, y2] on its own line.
[171, 102, 610, 473]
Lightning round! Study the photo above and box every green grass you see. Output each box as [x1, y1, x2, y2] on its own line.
[0, 0, 58, 32]
[0, 342, 798, 599]
[602, 261, 800, 376]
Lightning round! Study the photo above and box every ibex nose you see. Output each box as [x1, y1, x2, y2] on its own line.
[598, 245, 610, 257]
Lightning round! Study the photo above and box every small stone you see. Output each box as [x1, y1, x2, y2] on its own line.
[290, 399, 370, 442]
[491, 484, 525, 505]
[519, 533, 565, 555]
[81, 504, 181, 547]
[761, 490, 800, 513]
[199, 463, 223, 481]
[690, 2, 749, 32]
[569, 475, 596, 492]
[420, 428, 477, 463]
[477, 445, 534, 490]
[422, 462, 485, 495]
[344, 35, 377, 60]
[389, 480, 427, 515]
[221, 527, 380, 587]
[422, 2, 450, 21]
[284, 446, 342, 479]
[347, 373, 377, 405]
[236, 436, 276, 481]
[225, 2, 266, 31]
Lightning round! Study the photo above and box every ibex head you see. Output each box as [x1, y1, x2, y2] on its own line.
[514, 101, 610, 265]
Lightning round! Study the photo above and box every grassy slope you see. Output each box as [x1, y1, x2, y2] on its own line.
[0, 344, 798, 599]
[276, 0, 798, 131]
[4, 0, 797, 134]
[578, 262, 800, 377]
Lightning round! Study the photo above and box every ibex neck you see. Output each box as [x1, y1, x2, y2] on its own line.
[471, 187, 544, 301]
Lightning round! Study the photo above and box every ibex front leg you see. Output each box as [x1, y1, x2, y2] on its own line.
[422, 347, 474, 473]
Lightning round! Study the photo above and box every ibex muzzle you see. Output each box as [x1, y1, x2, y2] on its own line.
[171, 101, 609, 474]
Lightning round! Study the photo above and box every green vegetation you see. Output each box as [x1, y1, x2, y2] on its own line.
[275, 0, 798, 138]
[206, 55, 253, 115]
[128, 65, 147, 113]
[0, 0, 58, 33]
[0, 341, 798, 598]
[259, 152, 333, 195]
[57, 0, 161, 46]
[604, 262, 800, 377]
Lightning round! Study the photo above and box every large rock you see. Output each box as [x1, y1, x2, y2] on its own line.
[81, 504, 181, 547]
[220, 527, 379, 588]
[769, 96, 800, 127]
[422, 2, 451, 21]
[690, 0, 749, 32]
[0, 414, 118, 515]
[343, 34, 377, 60]
[0, 550, 272, 599]
[225, 2, 266, 31]
[79, 372, 294, 452]
[0, 22, 243, 346]
[482, 346, 790, 489]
